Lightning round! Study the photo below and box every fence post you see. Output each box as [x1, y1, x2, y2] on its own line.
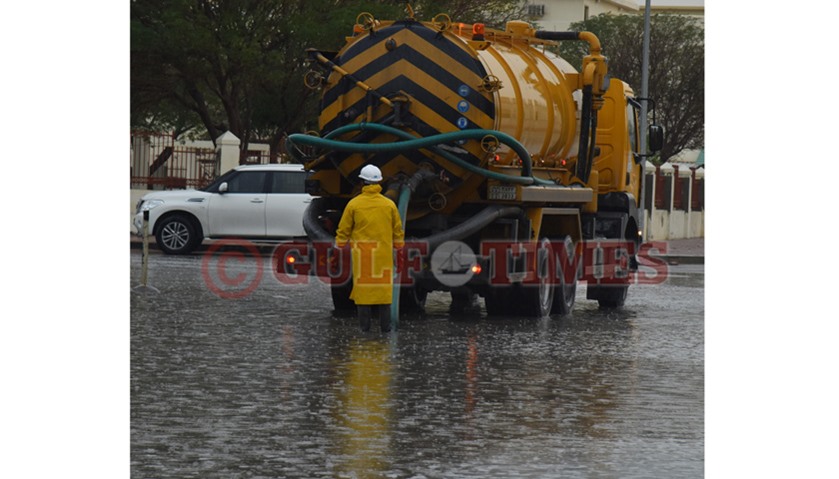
[216, 131, 241, 174]
[672, 164, 681, 210]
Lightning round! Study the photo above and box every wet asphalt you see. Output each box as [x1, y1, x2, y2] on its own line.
[131, 250, 703, 478]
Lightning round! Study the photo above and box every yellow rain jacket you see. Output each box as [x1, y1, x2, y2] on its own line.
[335, 184, 405, 305]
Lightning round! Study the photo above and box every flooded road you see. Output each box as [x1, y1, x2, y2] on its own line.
[131, 250, 703, 478]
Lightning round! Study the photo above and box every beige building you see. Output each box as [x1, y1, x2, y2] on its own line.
[526, 0, 704, 31]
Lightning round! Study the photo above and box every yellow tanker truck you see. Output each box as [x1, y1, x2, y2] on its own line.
[287, 13, 663, 317]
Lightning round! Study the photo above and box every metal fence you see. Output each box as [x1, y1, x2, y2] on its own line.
[130, 131, 272, 190]
[644, 164, 705, 213]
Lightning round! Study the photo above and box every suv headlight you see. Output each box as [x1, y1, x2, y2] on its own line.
[137, 199, 164, 213]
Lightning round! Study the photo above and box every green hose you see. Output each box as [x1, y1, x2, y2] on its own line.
[290, 123, 561, 326]
[288, 124, 556, 186]
[390, 184, 412, 329]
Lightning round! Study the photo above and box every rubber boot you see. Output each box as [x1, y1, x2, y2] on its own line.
[357, 305, 372, 332]
[379, 305, 391, 333]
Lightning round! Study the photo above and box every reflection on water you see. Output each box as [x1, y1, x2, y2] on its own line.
[333, 338, 393, 478]
[131, 253, 703, 478]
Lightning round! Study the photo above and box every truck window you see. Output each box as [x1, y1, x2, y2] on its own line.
[627, 103, 640, 154]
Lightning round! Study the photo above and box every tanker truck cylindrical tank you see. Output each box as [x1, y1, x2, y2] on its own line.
[316, 19, 582, 199]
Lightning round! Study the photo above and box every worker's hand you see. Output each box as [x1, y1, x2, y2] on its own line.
[395, 247, 405, 273]
[328, 244, 348, 268]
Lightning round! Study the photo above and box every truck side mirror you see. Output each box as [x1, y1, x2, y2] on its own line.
[648, 124, 664, 152]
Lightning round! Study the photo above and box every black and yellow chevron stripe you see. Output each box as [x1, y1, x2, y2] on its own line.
[318, 21, 496, 189]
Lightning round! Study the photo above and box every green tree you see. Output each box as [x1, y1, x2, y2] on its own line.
[557, 13, 704, 163]
[407, 0, 526, 28]
[131, 0, 403, 160]
[131, 0, 524, 161]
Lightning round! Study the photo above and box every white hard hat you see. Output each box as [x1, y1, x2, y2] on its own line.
[359, 164, 383, 182]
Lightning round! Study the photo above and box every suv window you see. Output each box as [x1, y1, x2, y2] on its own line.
[269, 171, 307, 194]
[225, 171, 267, 193]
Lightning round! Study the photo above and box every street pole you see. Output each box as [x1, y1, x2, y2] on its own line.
[141, 210, 150, 287]
[134, 209, 159, 293]
[638, 0, 652, 240]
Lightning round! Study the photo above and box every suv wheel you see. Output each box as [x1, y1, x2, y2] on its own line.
[155, 214, 200, 254]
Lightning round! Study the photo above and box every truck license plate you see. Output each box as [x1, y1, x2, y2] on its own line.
[489, 185, 517, 201]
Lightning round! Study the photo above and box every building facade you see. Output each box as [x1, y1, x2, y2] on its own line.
[525, 0, 704, 31]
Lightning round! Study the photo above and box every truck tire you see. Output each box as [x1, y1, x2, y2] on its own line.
[587, 284, 628, 308]
[449, 289, 481, 315]
[484, 287, 512, 317]
[551, 236, 577, 316]
[514, 238, 555, 318]
[400, 287, 428, 314]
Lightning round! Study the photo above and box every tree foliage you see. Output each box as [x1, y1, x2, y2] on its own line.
[131, 0, 525, 159]
[407, 0, 526, 28]
[557, 13, 704, 162]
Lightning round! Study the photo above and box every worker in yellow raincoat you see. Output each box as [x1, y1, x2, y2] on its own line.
[335, 164, 404, 332]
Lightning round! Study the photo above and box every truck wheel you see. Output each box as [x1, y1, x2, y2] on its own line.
[449, 289, 481, 315]
[587, 284, 628, 308]
[331, 278, 356, 315]
[516, 238, 555, 318]
[400, 287, 428, 314]
[484, 287, 512, 317]
[155, 214, 200, 255]
[551, 236, 577, 316]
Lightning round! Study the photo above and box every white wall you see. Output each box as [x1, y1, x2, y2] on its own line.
[642, 161, 704, 240]
[530, 0, 704, 31]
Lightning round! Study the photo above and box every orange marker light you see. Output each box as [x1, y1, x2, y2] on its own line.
[471, 264, 482, 275]
[472, 23, 485, 41]
[286, 255, 296, 264]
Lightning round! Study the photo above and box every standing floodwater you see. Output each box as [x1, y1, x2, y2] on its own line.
[131, 251, 703, 478]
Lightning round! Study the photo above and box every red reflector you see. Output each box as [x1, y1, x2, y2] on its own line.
[561, 159, 567, 166]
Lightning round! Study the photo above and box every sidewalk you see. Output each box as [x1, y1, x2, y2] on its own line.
[131, 235, 704, 263]
[660, 237, 704, 264]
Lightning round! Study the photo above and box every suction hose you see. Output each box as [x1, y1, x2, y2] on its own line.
[390, 168, 436, 328]
[422, 204, 522, 251]
[302, 197, 333, 242]
[287, 124, 556, 186]
[292, 124, 536, 324]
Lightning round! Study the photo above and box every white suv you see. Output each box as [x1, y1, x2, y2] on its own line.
[133, 164, 311, 254]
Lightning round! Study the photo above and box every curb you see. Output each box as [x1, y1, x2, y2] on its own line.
[660, 255, 704, 265]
